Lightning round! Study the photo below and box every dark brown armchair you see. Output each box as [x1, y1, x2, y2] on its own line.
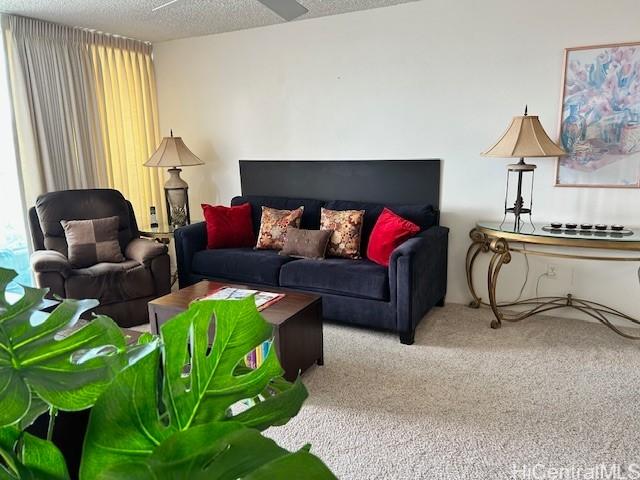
[28, 189, 170, 327]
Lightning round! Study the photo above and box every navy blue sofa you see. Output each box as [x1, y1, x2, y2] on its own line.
[175, 195, 449, 344]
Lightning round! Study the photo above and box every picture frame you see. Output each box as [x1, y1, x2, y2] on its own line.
[555, 41, 640, 188]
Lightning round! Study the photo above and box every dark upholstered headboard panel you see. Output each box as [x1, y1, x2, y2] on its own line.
[239, 160, 441, 209]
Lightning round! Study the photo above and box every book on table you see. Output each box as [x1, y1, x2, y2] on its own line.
[200, 287, 284, 369]
[202, 287, 284, 311]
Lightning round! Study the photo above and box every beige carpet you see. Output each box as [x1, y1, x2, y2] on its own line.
[264, 304, 640, 479]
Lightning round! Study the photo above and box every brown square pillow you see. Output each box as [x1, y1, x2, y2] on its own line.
[255, 206, 304, 250]
[280, 227, 333, 260]
[61, 216, 125, 268]
[320, 208, 365, 259]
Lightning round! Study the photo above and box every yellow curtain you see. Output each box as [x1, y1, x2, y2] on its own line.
[89, 38, 166, 225]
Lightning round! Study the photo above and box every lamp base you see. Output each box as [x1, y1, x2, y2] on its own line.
[165, 167, 190, 228]
[165, 167, 188, 189]
[503, 158, 536, 232]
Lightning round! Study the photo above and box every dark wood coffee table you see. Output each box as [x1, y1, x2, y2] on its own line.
[147, 281, 323, 381]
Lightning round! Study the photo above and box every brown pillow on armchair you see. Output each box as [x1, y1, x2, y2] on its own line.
[61, 216, 125, 268]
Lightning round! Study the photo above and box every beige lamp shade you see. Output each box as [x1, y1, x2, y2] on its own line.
[144, 132, 204, 167]
[482, 115, 566, 158]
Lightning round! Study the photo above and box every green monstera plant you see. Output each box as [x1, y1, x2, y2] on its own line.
[0, 267, 153, 480]
[0, 267, 335, 479]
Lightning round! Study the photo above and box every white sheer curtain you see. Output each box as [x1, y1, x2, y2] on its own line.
[1, 15, 107, 206]
[1, 15, 165, 225]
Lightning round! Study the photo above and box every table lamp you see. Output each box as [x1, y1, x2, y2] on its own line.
[482, 106, 566, 231]
[145, 130, 204, 227]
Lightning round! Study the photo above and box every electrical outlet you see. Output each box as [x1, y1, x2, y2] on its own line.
[546, 264, 558, 279]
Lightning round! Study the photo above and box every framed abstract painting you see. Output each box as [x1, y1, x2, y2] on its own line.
[556, 42, 640, 187]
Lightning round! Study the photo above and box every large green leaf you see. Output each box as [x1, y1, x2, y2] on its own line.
[0, 267, 146, 427]
[161, 297, 284, 428]
[0, 426, 69, 479]
[95, 422, 335, 480]
[231, 374, 309, 431]
[81, 297, 334, 479]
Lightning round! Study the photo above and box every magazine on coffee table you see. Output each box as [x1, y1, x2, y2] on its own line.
[202, 287, 285, 311]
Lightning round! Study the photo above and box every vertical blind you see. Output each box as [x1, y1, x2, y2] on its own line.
[90, 39, 165, 226]
[1, 14, 166, 224]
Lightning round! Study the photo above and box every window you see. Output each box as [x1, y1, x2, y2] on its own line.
[0, 36, 31, 293]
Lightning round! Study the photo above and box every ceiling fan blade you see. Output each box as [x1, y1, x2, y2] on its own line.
[256, 0, 309, 21]
[152, 0, 182, 12]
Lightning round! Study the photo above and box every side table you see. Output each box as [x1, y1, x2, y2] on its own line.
[466, 221, 640, 339]
[139, 224, 178, 286]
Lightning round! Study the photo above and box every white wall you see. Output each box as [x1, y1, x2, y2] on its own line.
[154, 0, 640, 318]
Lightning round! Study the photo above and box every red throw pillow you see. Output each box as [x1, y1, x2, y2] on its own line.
[201, 203, 255, 249]
[367, 208, 420, 266]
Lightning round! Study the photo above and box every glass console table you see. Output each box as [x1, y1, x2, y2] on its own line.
[466, 221, 640, 339]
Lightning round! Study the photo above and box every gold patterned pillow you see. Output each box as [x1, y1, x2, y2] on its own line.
[255, 206, 304, 250]
[320, 208, 365, 259]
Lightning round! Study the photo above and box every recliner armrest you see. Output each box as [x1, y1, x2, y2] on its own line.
[30, 250, 72, 278]
[125, 238, 168, 265]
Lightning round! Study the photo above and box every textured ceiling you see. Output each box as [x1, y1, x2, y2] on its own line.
[0, 0, 419, 43]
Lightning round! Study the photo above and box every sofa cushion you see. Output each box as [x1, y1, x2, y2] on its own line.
[323, 200, 437, 250]
[231, 195, 325, 232]
[65, 260, 155, 305]
[280, 258, 389, 301]
[367, 208, 420, 267]
[280, 227, 332, 260]
[192, 248, 296, 286]
[202, 202, 255, 249]
[255, 206, 304, 250]
[320, 208, 365, 259]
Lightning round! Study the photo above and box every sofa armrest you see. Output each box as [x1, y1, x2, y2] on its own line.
[30, 250, 72, 278]
[174, 222, 207, 287]
[125, 238, 168, 265]
[389, 226, 449, 343]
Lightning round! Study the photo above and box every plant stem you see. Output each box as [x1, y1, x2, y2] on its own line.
[47, 407, 58, 441]
[0, 448, 19, 476]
